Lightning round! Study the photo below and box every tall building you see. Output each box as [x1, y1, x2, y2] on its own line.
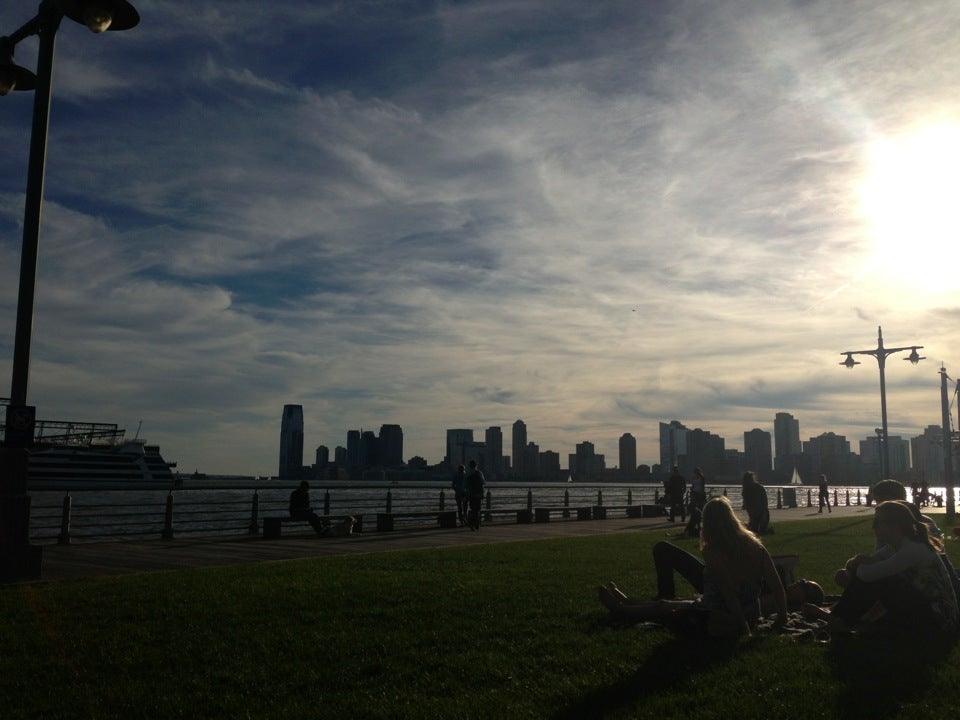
[278, 404, 304, 479]
[774, 412, 802, 482]
[619, 433, 637, 479]
[911, 426, 944, 484]
[315, 445, 329, 467]
[512, 420, 527, 480]
[743, 429, 773, 482]
[572, 441, 603, 480]
[446, 429, 474, 468]
[346, 430, 361, 473]
[379, 424, 404, 467]
[360, 430, 378, 468]
[525, 441, 541, 479]
[485, 426, 503, 481]
[803, 432, 853, 483]
[540, 450, 561, 482]
[659, 421, 687, 470]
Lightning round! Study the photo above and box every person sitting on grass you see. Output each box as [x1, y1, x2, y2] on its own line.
[805, 500, 958, 635]
[599, 496, 788, 639]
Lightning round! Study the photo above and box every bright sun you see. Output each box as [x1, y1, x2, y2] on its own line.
[860, 123, 960, 292]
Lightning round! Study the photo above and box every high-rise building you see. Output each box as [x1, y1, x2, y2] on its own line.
[446, 429, 474, 468]
[774, 412, 802, 457]
[803, 432, 853, 482]
[540, 450, 561, 482]
[315, 445, 329, 467]
[525, 441, 541, 479]
[659, 421, 687, 470]
[485, 426, 503, 481]
[619, 433, 637, 479]
[278, 404, 304, 479]
[379, 424, 404, 467]
[911, 426, 944, 484]
[743, 429, 772, 482]
[512, 420, 527, 480]
[346, 430, 361, 473]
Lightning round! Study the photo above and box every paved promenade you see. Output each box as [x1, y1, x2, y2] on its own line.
[29, 502, 893, 584]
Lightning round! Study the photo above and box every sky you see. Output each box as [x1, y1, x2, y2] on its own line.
[2, 0, 960, 476]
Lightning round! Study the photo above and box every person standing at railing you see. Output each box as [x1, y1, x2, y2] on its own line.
[684, 467, 707, 537]
[453, 464, 468, 527]
[818, 474, 832, 514]
[289, 481, 330, 536]
[465, 460, 486, 531]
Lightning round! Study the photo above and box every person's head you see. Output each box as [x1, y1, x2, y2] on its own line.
[671, 465, 679, 474]
[785, 579, 825, 607]
[457, 464, 465, 473]
[694, 467, 704, 478]
[818, 474, 826, 483]
[871, 479, 907, 502]
[700, 496, 758, 552]
[873, 500, 933, 550]
[742, 471, 757, 486]
[299, 480, 309, 490]
[468, 460, 477, 469]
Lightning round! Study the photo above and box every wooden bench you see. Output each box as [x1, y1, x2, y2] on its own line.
[262, 514, 362, 539]
[376, 510, 458, 532]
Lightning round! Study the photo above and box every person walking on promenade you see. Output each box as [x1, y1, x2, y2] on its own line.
[684, 467, 707, 536]
[453, 464, 468, 526]
[599, 496, 788, 639]
[666, 466, 687, 523]
[741, 471, 770, 534]
[465, 460, 486, 531]
[818, 474, 832, 514]
[289, 481, 329, 536]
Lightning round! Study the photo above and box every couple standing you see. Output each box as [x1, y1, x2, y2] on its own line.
[453, 460, 486, 530]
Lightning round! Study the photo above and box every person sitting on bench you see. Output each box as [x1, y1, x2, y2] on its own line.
[289, 481, 330, 536]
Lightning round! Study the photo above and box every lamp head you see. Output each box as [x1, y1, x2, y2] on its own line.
[0, 37, 38, 96]
[56, 0, 140, 33]
[905, 347, 925, 365]
[841, 353, 860, 369]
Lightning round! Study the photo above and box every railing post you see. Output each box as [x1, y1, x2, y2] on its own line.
[723, 487, 728, 497]
[833, 489, 838, 507]
[161, 491, 174, 540]
[324, 490, 331, 516]
[527, 489, 533, 510]
[440, 489, 445, 511]
[655, 489, 660, 503]
[57, 493, 71, 546]
[845, 489, 850, 506]
[627, 488, 633, 506]
[563, 489, 570, 518]
[857, 489, 862, 506]
[597, 489, 603, 507]
[776, 489, 782, 509]
[807, 489, 813, 507]
[248, 490, 259, 535]
[386, 489, 393, 514]
[484, 490, 491, 522]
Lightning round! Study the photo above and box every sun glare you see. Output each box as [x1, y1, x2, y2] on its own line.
[860, 123, 960, 293]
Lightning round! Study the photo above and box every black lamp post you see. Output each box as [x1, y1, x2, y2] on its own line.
[840, 326, 923, 483]
[0, 0, 139, 581]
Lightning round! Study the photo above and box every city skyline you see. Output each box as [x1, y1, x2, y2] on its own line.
[2, 2, 960, 475]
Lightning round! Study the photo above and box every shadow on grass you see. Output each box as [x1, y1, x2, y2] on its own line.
[826, 631, 956, 718]
[549, 630, 737, 720]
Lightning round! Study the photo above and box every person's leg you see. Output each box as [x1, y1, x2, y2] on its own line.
[653, 541, 705, 599]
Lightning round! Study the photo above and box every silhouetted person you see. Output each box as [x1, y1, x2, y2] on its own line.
[453, 464, 468, 526]
[289, 481, 329, 536]
[466, 460, 486, 531]
[741, 471, 770, 534]
[818, 474, 832, 514]
[666, 466, 687, 523]
[685, 467, 707, 536]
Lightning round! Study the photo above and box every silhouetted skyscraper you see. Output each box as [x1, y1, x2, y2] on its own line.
[446, 428, 474, 467]
[512, 419, 527, 480]
[774, 412, 802, 458]
[619, 433, 637, 478]
[279, 404, 304, 479]
[485, 426, 503, 480]
[743, 428, 772, 482]
[379, 424, 404, 467]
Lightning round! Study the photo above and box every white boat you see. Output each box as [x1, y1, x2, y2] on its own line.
[27, 439, 177, 489]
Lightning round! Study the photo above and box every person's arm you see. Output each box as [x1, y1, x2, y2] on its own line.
[759, 548, 787, 627]
[857, 542, 929, 582]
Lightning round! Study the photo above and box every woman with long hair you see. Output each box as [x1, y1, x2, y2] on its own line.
[599, 496, 788, 638]
[813, 500, 958, 634]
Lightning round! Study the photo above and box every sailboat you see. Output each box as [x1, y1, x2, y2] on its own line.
[790, 468, 803, 484]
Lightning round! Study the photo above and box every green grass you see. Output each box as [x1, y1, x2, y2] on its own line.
[2, 516, 960, 719]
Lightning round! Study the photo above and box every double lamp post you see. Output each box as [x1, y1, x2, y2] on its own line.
[0, 0, 139, 580]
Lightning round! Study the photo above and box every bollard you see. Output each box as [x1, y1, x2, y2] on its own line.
[386, 489, 393, 514]
[627, 488, 633, 506]
[597, 489, 603, 507]
[440, 489, 445, 511]
[723, 488, 728, 497]
[57, 493, 71, 546]
[807, 489, 812, 508]
[833, 489, 838, 507]
[845, 490, 850, 506]
[563, 489, 570, 518]
[484, 490, 492, 523]
[324, 490, 331, 516]
[776, 489, 782, 510]
[857, 489, 862, 506]
[527, 489, 533, 511]
[161, 491, 174, 540]
[248, 490, 260, 535]
[654, 489, 660, 504]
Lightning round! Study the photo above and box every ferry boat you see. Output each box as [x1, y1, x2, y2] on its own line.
[27, 439, 178, 489]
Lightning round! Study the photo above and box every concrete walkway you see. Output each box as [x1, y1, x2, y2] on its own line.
[24, 502, 894, 584]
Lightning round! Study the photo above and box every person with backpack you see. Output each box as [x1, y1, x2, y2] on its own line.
[465, 460, 486, 531]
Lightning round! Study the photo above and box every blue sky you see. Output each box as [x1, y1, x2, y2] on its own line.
[2, 0, 960, 475]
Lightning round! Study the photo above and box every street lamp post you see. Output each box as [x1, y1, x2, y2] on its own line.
[840, 326, 924, 483]
[0, 0, 139, 581]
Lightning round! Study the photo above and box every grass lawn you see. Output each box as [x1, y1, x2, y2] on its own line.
[2, 515, 959, 719]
